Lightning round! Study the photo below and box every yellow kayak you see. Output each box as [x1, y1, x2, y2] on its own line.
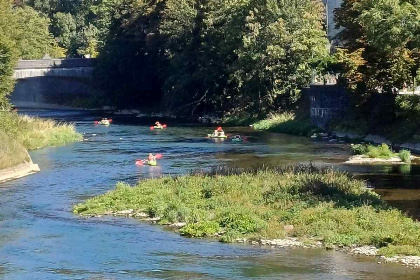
[207, 134, 227, 139]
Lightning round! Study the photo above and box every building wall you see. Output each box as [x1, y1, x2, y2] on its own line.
[323, 0, 343, 40]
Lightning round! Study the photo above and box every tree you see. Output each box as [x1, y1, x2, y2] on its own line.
[0, 0, 18, 109]
[228, 0, 328, 115]
[12, 7, 55, 59]
[51, 12, 76, 50]
[335, 0, 420, 95]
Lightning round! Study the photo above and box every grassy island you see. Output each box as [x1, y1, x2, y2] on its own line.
[351, 143, 412, 163]
[74, 166, 420, 257]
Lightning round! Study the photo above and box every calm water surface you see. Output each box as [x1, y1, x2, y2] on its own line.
[0, 110, 419, 279]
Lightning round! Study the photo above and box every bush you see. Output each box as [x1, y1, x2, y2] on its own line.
[350, 144, 369, 155]
[398, 150, 411, 163]
[366, 144, 394, 159]
[351, 143, 398, 159]
[180, 221, 221, 237]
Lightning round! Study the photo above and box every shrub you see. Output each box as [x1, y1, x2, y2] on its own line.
[350, 144, 368, 155]
[180, 221, 221, 237]
[367, 144, 394, 159]
[398, 150, 411, 163]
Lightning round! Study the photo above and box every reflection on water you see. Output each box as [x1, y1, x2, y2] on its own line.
[0, 109, 419, 279]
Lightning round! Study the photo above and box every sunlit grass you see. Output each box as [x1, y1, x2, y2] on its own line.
[252, 112, 319, 136]
[74, 165, 420, 256]
[0, 112, 82, 150]
[0, 131, 30, 169]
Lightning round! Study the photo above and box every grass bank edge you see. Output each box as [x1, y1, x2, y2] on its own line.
[73, 166, 420, 257]
[0, 112, 82, 151]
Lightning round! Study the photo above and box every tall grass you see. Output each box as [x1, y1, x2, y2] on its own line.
[74, 166, 420, 256]
[252, 112, 319, 136]
[0, 131, 30, 169]
[0, 112, 82, 150]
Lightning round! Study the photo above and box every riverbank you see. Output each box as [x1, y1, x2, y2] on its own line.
[74, 166, 420, 268]
[0, 111, 82, 182]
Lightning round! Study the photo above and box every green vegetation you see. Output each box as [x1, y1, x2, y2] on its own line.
[399, 150, 412, 164]
[1, 0, 63, 109]
[252, 112, 319, 136]
[94, 0, 328, 112]
[350, 143, 412, 163]
[0, 112, 82, 150]
[0, 131, 30, 169]
[74, 166, 420, 256]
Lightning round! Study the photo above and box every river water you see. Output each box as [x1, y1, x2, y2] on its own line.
[0, 110, 419, 279]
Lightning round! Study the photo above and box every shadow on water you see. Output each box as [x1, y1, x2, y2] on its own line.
[0, 109, 419, 279]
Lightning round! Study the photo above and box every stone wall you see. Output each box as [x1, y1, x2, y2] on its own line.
[305, 85, 349, 128]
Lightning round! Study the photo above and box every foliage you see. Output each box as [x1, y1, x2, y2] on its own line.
[11, 7, 57, 59]
[74, 165, 420, 256]
[398, 150, 411, 163]
[350, 144, 369, 155]
[180, 221, 221, 237]
[94, 0, 328, 114]
[253, 112, 295, 130]
[0, 0, 60, 108]
[351, 143, 395, 159]
[335, 0, 420, 95]
[252, 112, 319, 136]
[351, 143, 412, 162]
[0, 130, 30, 169]
[0, 112, 82, 150]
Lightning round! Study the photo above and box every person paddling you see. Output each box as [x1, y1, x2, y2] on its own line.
[147, 153, 157, 165]
[155, 121, 163, 129]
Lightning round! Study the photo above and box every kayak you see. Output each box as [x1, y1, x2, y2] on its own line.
[150, 125, 167, 130]
[231, 138, 243, 142]
[95, 119, 112, 126]
[207, 134, 227, 139]
[135, 160, 157, 166]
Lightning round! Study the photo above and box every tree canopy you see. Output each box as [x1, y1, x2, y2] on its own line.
[96, 0, 328, 115]
[335, 0, 420, 95]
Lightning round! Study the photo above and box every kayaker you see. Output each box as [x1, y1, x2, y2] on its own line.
[211, 129, 219, 137]
[155, 121, 163, 129]
[232, 134, 242, 140]
[219, 130, 225, 137]
[100, 118, 110, 125]
[148, 153, 157, 165]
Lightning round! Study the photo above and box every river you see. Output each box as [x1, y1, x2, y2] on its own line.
[0, 109, 419, 279]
